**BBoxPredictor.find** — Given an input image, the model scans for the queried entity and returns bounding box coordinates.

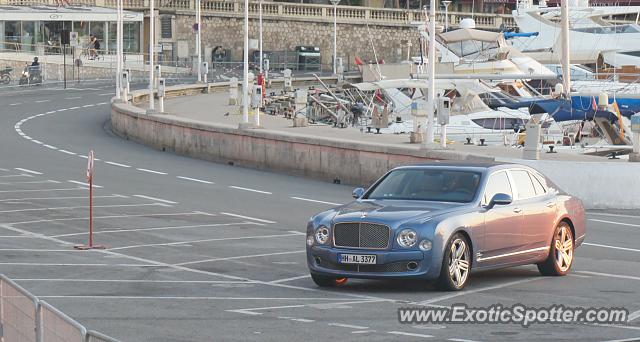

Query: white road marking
[175,250,305,266]
[590,219,640,228]
[177,176,213,184]
[600,337,640,342]
[0,174,32,178]
[50,222,249,238]
[78,155,88,159]
[0,203,167,214]
[220,212,276,224]
[628,310,640,322]
[59,150,77,155]
[111,233,301,251]
[0,180,57,185]
[14,279,256,284]
[388,331,434,338]
[105,161,131,168]
[576,271,640,281]
[0,195,122,203]
[290,318,315,323]
[583,242,640,253]
[0,188,84,194]
[227,300,385,316]
[328,323,369,330]
[43,144,58,150]
[68,106,80,110]
[34,99,50,103]
[98,93,114,96]
[133,195,177,204]
[9,212,204,225]
[32,140,43,144]
[448,339,482,342]
[37,296,351,301]
[352,330,376,334]
[15,167,42,175]
[68,180,103,188]
[229,186,272,194]
[269,275,311,284]
[0,249,90,252]
[0,263,156,267]
[9,103,22,106]
[416,278,541,306]
[82,104,95,108]
[136,168,167,175]
[64,96,82,100]
[290,196,341,206]
[588,212,640,219]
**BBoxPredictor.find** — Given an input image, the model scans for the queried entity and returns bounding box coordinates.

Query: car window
[511,170,537,200]
[365,169,481,203]
[530,172,546,195]
[483,171,512,205]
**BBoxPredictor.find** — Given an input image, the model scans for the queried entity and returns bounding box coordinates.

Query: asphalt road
[0,82,639,342]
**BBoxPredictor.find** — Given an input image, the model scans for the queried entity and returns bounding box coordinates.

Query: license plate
[338,253,376,264]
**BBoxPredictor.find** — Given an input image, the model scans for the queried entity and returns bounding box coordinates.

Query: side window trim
[482,170,513,206]
[509,168,545,201]
[505,170,519,200]
[530,171,548,195]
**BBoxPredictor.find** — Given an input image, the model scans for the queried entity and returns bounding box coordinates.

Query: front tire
[537,221,574,276]
[436,233,471,291]
[310,273,347,287]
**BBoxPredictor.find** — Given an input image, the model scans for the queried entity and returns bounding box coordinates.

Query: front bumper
[307,245,438,280]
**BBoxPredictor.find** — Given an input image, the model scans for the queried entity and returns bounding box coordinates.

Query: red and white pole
[75,150,106,250]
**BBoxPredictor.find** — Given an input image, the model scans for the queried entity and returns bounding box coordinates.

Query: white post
[424,0,436,145]
[440,125,446,148]
[259,0,263,74]
[443,1,451,31]
[149,0,155,111]
[331,0,340,75]
[115,0,122,99]
[561,0,571,97]
[197,0,202,82]
[242,0,249,123]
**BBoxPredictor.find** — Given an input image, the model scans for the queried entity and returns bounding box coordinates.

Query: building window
[161,16,172,39]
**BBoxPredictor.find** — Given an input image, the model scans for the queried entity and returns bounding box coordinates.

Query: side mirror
[487,193,512,209]
[352,187,365,199]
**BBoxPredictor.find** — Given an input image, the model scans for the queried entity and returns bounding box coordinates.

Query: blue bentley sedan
[306,162,586,291]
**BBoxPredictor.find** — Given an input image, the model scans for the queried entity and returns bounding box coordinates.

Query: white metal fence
[0,274,122,342]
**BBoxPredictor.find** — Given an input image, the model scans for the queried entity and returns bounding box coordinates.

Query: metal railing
[0,274,122,342]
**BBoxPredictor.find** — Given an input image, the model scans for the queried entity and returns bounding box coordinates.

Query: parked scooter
[0,66,11,85]
[19,64,42,86]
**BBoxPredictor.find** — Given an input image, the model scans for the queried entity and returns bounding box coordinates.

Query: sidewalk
[159,92,622,163]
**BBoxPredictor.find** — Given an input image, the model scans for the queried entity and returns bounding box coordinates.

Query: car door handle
[546,202,556,208]
[513,207,522,213]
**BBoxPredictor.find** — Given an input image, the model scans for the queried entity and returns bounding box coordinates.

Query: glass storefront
[1,20,141,54]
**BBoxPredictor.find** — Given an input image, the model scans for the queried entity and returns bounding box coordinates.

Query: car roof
[393,161,521,172]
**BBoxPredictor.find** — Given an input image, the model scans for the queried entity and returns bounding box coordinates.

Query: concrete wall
[502,159,640,210]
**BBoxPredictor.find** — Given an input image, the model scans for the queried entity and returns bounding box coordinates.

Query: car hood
[332,199,465,227]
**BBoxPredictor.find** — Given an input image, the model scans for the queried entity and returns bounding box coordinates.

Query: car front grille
[316,259,418,273]
[333,222,390,249]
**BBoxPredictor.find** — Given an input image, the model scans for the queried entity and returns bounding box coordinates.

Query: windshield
[365,169,482,203]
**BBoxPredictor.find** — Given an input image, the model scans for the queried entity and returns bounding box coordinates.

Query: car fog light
[419,239,432,251]
[314,226,330,245]
[306,234,315,246]
[397,229,417,248]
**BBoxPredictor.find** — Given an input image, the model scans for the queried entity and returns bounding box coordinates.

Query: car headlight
[397,229,418,248]
[419,239,432,251]
[314,226,330,245]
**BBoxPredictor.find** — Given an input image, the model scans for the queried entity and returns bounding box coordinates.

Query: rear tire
[436,233,471,291]
[537,221,574,276]
[310,273,347,287]
[0,75,10,84]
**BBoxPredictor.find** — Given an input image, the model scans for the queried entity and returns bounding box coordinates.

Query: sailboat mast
[561,0,571,97]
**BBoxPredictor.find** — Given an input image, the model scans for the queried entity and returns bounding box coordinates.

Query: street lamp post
[242,0,249,124]
[330,0,340,75]
[149,0,155,111]
[442,0,451,32]
[116,0,122,99]
[259,0,263,75]
[424,0,436,145]
[197,0,202,82]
